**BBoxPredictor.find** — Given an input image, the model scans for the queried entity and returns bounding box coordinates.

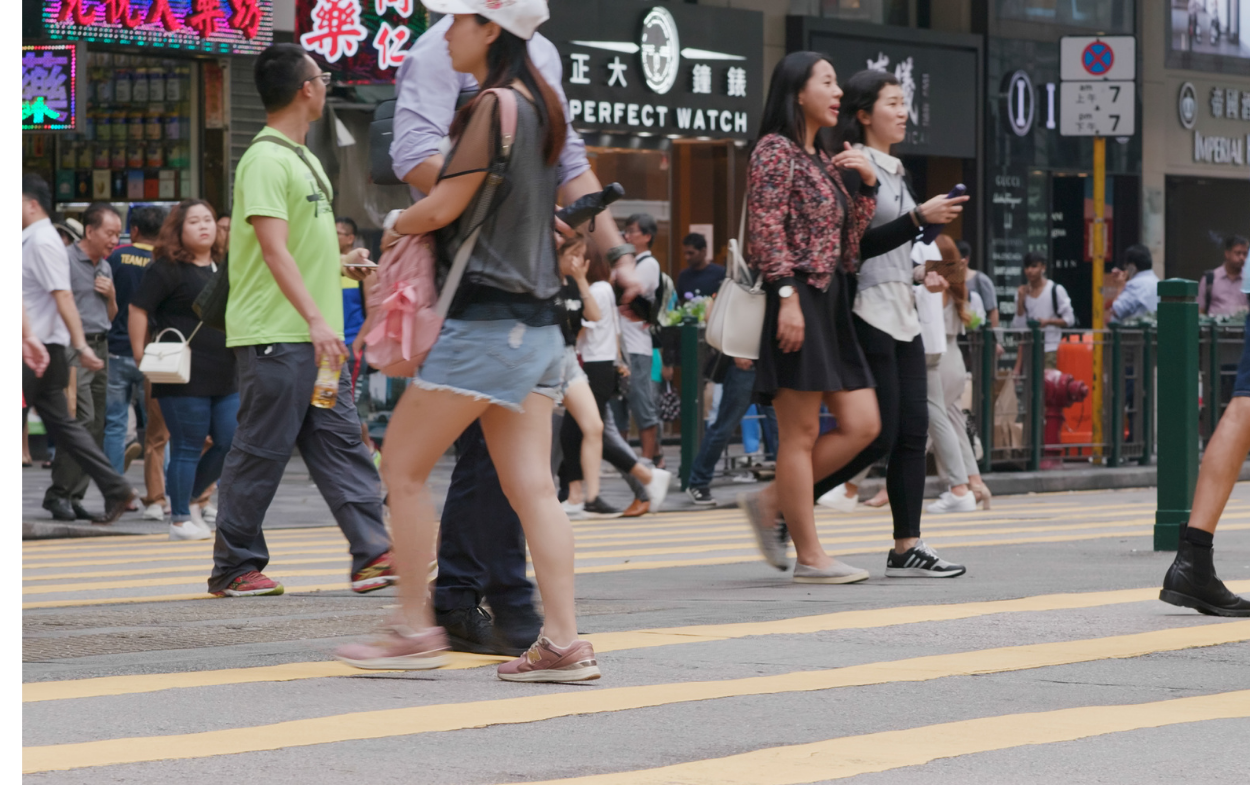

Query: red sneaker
[335,625,449,670]
[497,635,601,683]
[351,552,397,594]
[211,571,284,597]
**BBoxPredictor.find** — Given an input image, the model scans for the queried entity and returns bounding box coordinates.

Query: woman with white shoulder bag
[129,200,238,541]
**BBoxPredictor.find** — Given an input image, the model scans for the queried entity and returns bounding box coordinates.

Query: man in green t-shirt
[208,44,393,599]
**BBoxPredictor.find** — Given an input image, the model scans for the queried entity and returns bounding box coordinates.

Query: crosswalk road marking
[23,581,1250,703]
[21,622,1250,773]
[512,689,1250,785]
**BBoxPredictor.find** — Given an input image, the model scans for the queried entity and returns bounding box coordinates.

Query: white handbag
[705,195,766,360]
[139,325,201,384]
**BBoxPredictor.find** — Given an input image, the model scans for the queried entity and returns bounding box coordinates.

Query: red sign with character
[296,0,425,84]
[42,0,273,54]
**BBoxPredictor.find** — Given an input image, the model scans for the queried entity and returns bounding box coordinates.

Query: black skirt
[753,268,874,403]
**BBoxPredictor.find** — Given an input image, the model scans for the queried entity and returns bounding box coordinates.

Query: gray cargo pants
[208,343,390,593]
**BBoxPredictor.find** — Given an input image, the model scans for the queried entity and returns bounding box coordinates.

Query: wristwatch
[777,285,795,299]
[605,244,635,265]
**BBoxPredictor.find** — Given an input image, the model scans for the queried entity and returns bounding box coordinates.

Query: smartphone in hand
[920,184,967,244]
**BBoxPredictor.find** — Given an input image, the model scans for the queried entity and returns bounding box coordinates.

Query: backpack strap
[250,134,333,203]
[1051,279,1059,317]
[432,87,519,319]
[1204,269,1215,313]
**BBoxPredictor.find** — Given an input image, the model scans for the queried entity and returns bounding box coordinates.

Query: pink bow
[365,283,418,360]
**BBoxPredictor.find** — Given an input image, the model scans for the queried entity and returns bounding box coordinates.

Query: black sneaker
[493,604,544,657]
[687,487,715,506]
[582,496,622,518]
[885,540,966,578]
[434,606,498,655]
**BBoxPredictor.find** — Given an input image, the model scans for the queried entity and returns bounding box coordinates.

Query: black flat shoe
[1160,538,1250,617]
[42,497,76,522]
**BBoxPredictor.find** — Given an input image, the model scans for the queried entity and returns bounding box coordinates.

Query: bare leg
[810,388,882,482]
[567,480,584,506]
[564,381,603,502]
[770,389,829,568]
[381,386,489,632]
[1189,397,1250,535]
[480,394,579,646]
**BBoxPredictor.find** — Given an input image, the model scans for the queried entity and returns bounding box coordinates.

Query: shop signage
[800,22,981,159]
[1058,35,1136,137]
[40,0,274,55]
[22,43,82,132]
[296,0,425,85]
[1178,80,1250,167]
[545,0,763,141]
[1005,70,1035,137]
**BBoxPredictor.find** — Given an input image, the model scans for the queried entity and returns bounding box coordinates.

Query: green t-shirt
[226,127,342,347]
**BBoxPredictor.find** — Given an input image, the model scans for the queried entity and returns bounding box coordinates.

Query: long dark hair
[837,69,901,147]
[154,199,224,265]
[757,51,837,154]
[450,16,567,166]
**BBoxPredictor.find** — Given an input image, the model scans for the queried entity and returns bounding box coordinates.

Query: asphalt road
[22,484,1250,783]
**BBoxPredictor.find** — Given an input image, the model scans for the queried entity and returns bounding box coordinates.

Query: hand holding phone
[920,184,969,243]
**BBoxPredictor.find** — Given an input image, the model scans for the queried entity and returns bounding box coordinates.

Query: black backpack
[1050,281,1078,328]
[369,89,480,187]
[1203,269,1216,313]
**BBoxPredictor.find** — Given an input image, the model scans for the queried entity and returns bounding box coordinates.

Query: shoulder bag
[363,87,518,378]
[705,193,766,360]
[139,324,202,384]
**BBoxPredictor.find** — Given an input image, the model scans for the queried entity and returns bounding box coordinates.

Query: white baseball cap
[423,0,549,41]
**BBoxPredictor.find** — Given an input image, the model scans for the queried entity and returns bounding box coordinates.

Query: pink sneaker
[497,635,601,683]
[334,626,450,670]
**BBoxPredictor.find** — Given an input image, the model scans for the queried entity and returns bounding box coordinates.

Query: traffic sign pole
[1092,135,1106,463]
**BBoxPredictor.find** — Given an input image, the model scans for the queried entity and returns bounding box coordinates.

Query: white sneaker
[561,500,585,515]
[927,490,977,514]
[189,505,211,532]
[817,484,859,513]
[646,468,672,513]
[143,503,166,521]
[169,521,211,541]
[202,503,217,523]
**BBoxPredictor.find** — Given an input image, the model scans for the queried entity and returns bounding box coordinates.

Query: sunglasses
[304,72,332,86]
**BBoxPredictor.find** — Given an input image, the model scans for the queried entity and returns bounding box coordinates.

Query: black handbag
[192,257,229,332]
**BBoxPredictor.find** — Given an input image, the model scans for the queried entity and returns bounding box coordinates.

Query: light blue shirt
[390,15,589,194]
[1110,269,1160,322]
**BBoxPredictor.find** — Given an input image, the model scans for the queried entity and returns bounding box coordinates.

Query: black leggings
[813,317,928,539]
[559,360,638,486]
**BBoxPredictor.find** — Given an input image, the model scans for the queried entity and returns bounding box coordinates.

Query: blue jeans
[688,364,758,490]
[158,394,239,522]
[104,355,146,472]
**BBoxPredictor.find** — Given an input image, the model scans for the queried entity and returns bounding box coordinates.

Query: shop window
[996,0,1134,32]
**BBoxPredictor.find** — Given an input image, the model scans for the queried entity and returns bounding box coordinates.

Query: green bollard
[1207,323,1221,435]
[679,320,700,490]
[1155,279,1200,552]
[1109,322,1123,468]
[1139,324,1154,466]
[980,325,995,475]
[1029,320,1043,472]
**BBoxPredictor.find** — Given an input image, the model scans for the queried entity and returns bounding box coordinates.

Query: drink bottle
[311,357,339,409]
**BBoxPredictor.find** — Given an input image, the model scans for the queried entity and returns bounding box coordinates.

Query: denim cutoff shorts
[559,345,588,395]
[416,318,565,411]
[1235,314,1250,399]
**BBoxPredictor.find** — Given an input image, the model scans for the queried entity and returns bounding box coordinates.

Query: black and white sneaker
[687,487,716,506]
[885,540,966,578]
[582,497,622,519]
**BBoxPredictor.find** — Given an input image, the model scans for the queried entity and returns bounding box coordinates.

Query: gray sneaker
[793,560,870,584]
[739,491,789,571]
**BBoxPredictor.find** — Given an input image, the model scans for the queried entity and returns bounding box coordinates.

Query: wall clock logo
[1178,82,1196,130]
[640,6,680,95]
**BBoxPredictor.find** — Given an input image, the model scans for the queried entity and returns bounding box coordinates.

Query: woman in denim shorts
[335,8,599,683]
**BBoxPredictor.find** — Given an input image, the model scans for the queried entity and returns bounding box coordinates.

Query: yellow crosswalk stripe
[21,623,1250,773]
[514,689,1250,785]
[23,582,1250,702]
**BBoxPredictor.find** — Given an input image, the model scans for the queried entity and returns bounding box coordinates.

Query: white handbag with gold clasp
[139,324,201,384]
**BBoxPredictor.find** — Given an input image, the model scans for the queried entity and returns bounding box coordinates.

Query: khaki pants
[142,382,168,506]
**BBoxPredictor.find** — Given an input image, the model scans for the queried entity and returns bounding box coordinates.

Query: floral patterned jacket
[746,133,876,291]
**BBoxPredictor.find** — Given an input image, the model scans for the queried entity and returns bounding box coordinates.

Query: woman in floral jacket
[737,51,882,586]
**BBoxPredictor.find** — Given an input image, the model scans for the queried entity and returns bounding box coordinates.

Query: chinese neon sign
[41,1,274,56]
[23,44,80,132]
[296,0,425,85]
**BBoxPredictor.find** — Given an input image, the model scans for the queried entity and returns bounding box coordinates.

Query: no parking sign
[1059,36,1136,137]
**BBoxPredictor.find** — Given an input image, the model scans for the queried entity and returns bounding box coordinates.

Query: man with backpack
[1012,251,1076,369]
[1198,234,1248,316]
[385,12,642,656]
[207,44,392,598]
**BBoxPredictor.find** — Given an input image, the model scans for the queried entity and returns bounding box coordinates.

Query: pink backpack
[363,88,518,377]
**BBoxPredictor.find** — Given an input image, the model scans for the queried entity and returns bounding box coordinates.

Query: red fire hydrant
[1042,368,1089,469]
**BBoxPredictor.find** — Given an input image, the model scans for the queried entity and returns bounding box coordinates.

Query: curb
[23,521,141,540]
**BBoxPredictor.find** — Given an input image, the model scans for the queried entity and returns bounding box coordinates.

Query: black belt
[83,333,107,341]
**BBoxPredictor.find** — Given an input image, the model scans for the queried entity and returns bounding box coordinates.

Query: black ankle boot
[1160,539,1250,617]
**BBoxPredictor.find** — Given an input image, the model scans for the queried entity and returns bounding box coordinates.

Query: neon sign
[23,44,80,132]
[41,1,274,56]
[296,0,425,85]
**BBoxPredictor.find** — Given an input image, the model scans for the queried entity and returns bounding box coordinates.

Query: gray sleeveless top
[855,152,916,291]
